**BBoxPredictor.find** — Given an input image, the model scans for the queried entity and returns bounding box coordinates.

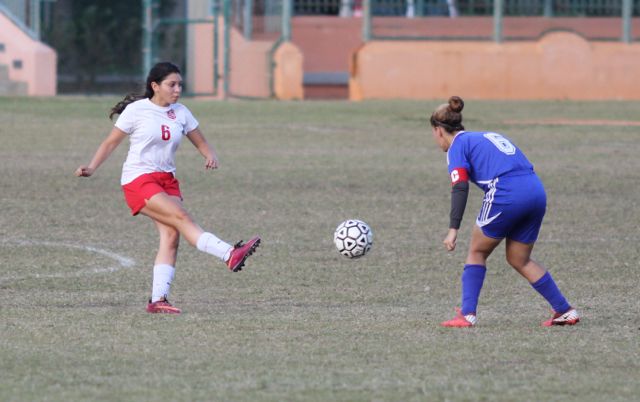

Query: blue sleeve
[447,138,470,174]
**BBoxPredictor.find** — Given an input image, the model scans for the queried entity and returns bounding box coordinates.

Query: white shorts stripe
[478,178,498,226]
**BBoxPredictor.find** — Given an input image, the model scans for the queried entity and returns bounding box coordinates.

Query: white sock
[151,264,175,302]
[196,232,233,261]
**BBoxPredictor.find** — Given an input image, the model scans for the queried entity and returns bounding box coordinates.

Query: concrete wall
[186,19,218,96]
[186,1,217,96]
[0,11,56,96]
[273,41,304,100]
[228,28,273,98]
[350,31,640,100]
[186,12,303,99]
[292,17,362,75]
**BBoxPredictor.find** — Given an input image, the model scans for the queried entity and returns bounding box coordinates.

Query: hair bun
[448,96,464,113]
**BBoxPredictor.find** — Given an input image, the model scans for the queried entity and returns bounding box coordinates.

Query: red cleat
[542,308,580,327]
[226,236,261,272]
[441,307,477,327]
[146,298,181,314]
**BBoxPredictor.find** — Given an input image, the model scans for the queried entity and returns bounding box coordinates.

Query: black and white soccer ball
[334,219,373,259]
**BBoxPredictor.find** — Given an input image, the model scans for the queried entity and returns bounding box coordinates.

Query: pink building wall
[350,31,640,100]
[0,11,56,96]
[228,28,273,98]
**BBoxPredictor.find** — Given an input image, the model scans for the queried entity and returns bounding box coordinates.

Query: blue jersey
[446,131,545,243]
[447,131,534,192]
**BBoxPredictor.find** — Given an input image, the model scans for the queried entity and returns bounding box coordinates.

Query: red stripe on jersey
[450,168,469,185]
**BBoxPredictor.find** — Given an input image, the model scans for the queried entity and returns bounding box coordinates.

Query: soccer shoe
[226,236,261,272]
[440,307,477,327]
[146,297,181,314]
[542,308,580,327]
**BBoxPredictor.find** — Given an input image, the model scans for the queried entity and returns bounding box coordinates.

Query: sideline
[0,239,136,284]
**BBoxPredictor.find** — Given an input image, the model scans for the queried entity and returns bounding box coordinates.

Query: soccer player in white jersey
[430,96,579,328]
[75,62,260,314]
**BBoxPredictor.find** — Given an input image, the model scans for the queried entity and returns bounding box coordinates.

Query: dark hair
[430,95,465,133]
[109,62,181,120]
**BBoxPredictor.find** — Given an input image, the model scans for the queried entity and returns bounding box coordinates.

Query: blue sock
[460,264,486,315]
[531,271,571,314]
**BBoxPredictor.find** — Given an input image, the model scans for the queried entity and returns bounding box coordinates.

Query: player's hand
[75,166,94,177]
[204,156,219,170]
[443,228,458,251]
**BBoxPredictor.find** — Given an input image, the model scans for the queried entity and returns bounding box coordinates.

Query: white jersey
[115,98,199,185]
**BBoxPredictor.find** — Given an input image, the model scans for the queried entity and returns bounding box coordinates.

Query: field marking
[504,119,640,127]
[0,239,135,284]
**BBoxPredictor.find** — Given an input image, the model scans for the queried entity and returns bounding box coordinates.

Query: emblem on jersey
[167,109,176,120]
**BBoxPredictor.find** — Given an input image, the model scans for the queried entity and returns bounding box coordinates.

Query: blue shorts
[476,173,546,244]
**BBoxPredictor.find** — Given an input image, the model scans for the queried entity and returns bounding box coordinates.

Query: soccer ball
[334,219,373,259]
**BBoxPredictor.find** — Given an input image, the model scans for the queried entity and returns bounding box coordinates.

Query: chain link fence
[293,0,640,17]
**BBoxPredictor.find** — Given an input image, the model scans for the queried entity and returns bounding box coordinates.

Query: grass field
[1,97,639,401]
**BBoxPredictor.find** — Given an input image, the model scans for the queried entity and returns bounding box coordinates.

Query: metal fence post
[142,0,153,79]
[622,0,632,43]
[223,0,231,98]
[543,0,553,17]
[493,0,503,43]
[29,0,40,39]
[243,0,253,39]
[416,0,424,17]
[213,0,220,95]
[282,0,292,41]
[362,0,371,42]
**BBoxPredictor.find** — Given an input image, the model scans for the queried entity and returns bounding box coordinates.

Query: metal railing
[294,0,640,16]
[360,0,638,42]
[248,0,638,42]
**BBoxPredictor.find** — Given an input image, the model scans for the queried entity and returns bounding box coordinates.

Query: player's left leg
[506,239,579,326]
[441,226,501,327]
[505,239,545,282]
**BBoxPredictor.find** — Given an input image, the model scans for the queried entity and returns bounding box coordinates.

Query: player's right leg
[141,192,259,272]
[141,192,203,246]
[506,239,579,327]
[441,226,501,327]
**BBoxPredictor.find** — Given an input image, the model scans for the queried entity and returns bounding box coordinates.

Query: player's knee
[466,251,488,265]
[158,226,180,249]
[172,207,192,224]
[506,254,527,269]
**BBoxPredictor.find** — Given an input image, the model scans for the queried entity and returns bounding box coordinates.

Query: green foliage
[43,0,142,89]
[41,0,179,93]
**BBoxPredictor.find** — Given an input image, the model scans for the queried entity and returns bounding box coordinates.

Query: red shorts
[122,172,182,215]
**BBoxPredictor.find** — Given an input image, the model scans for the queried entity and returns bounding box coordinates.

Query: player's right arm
[75,127,127,177]
[444,167,470,251]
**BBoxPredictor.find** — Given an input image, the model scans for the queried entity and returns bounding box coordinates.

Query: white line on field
[0,239,135,284]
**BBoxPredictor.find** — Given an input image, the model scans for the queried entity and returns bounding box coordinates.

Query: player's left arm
[186,128,219,170]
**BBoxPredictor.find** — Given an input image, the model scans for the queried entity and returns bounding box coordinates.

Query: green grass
[0,97,638,401]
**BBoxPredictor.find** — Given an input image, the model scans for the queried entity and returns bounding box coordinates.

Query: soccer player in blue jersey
[430,96,580,327]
